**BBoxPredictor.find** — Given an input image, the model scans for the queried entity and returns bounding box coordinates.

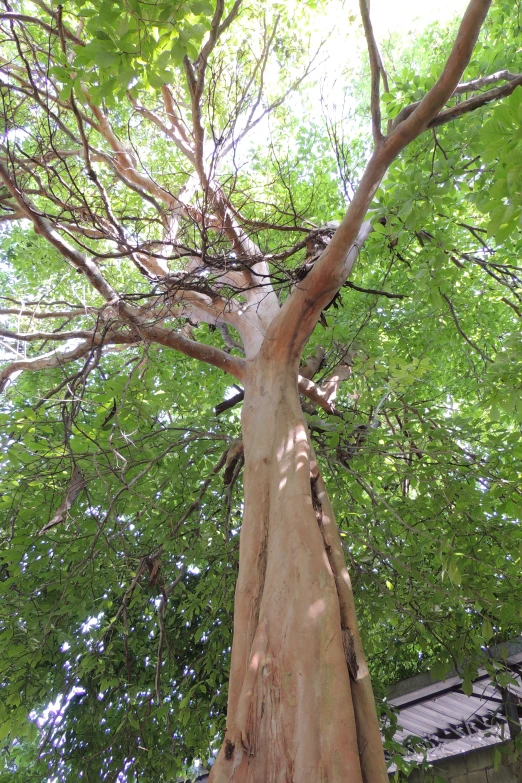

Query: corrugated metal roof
[183,640,522,778]
[388,637,522,763]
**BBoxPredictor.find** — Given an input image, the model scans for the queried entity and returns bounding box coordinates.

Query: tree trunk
[209,349,388,782]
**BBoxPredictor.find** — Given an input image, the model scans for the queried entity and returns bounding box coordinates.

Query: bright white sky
[371,0,469,35]
[309,0,471,78]
[235,0,472,167]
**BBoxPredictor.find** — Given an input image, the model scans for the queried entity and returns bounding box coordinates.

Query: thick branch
[320,358,354,406]
[123,318,246,382]
[214,370,340,416]
[194,0,225,101]
[300,347,325,380]
[183,0,230,180]
[455,69,520,92]
[297,375,340,416]
[201,189,281,329]
[0,327,100,342]
[215,388,244,415]
[83,98,176,211]
[391,0,491,137]
[161,86,192,145]
[266,0,492,362]
[0,308,94,319]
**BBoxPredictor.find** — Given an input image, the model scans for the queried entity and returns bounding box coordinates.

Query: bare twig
[441,292,493,363]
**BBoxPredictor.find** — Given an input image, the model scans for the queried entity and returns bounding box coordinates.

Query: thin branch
[0,163,246,381]
[441,292,493,363]
[130,98,195,162]
[0,160,117,302]
[393,70,522,127]
[38,466,87,536]
[0,12,84,46]
[0,327,102,342]
[344,281,407,299]
[218,323,243,353]
[428,74,522,129]
[358,0,384,146]
[502,297,522,317]
[220,48,320,158]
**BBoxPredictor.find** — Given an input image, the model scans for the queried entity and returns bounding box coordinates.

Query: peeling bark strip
[39,465,86,536]
[311,464,386,783]
[311,470,359,683]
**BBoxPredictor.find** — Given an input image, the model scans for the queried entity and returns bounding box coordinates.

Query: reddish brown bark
[209,347,387,782]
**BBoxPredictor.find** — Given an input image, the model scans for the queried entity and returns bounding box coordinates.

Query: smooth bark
[209,347,387,782]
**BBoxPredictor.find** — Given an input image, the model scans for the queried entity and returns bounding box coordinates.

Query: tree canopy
[0,0,521,780]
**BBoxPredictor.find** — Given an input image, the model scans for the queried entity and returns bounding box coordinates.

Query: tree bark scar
[310,473,324,527]
[224,739,235,760]
[310,470,358,680]
[342,627,359,681]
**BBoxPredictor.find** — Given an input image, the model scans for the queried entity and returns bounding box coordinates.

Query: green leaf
[448,559,462,587]
[482,619,494,641]
[461,677,473,696]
